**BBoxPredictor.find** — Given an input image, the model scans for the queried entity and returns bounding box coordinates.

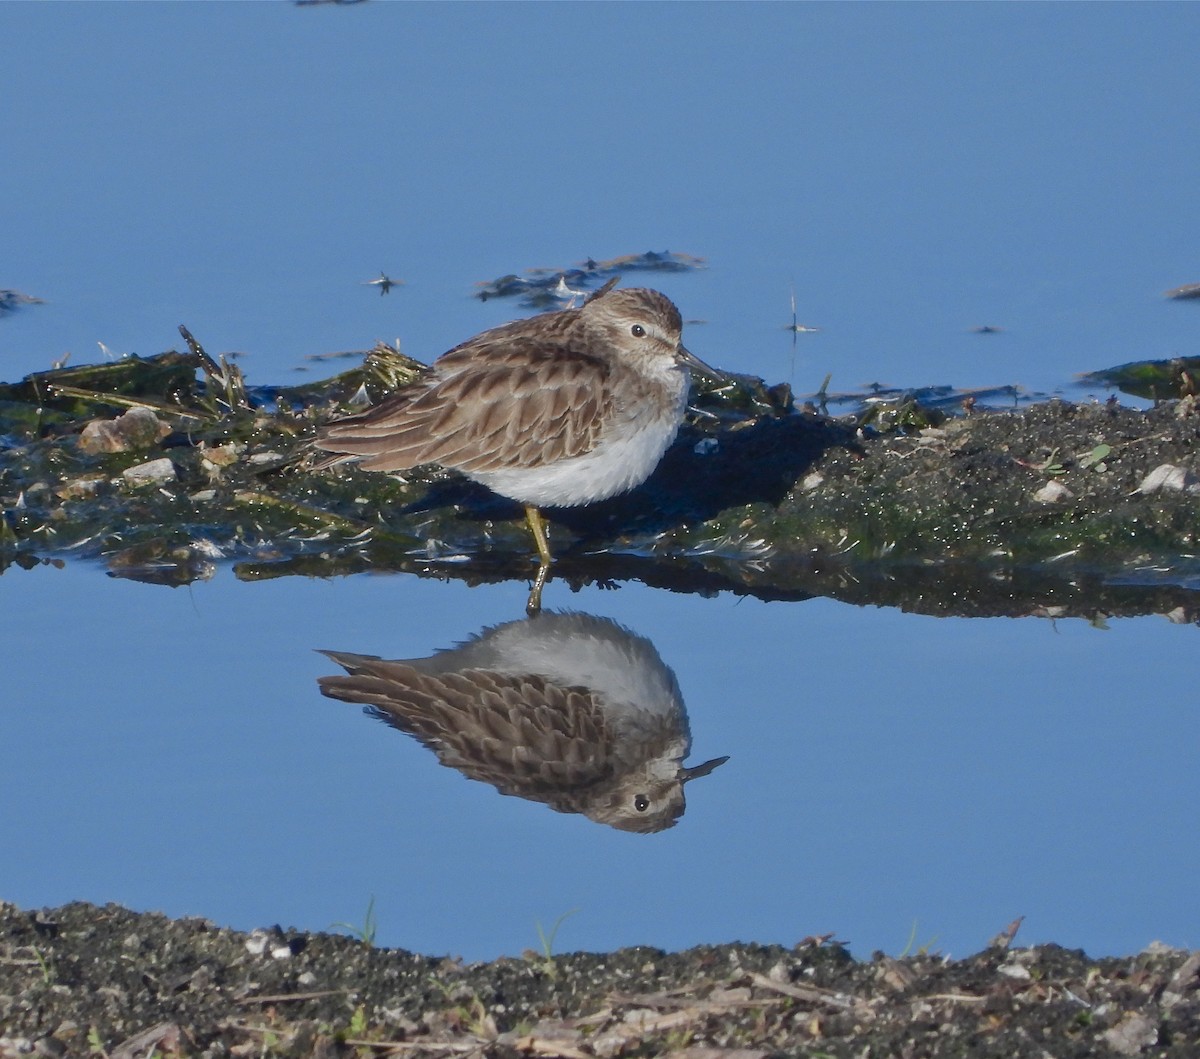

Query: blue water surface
[2,3,1199,396]
[2,2,1198,961]
[2,563,1196,961]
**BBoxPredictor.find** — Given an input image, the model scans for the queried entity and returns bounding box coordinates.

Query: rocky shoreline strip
[2,900,1197,1058]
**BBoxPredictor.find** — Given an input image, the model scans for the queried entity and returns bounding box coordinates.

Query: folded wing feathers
[315,344,612,473]
[317,656,617,799]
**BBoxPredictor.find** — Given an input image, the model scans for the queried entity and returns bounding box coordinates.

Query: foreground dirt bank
[2,900,1197,1058]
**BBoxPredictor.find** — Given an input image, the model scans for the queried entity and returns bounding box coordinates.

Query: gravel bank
[2,900,1197,1058]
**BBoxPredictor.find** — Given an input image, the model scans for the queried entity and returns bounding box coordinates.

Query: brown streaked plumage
[317,611,728,833]
[315,280,710,613]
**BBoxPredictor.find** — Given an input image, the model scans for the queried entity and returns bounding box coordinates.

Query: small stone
[244,931,269,956]
[997,962,1031,980]
[1137,464,1200,494]
[79,407,171,454]
[1101,1012,1157,1055]
[122,458,176,485]
[55,475,105,500]
[1033,479,1073,503]
[201,442,242,469]
[1162,951,1200,1011]
[1141,940,1186,955]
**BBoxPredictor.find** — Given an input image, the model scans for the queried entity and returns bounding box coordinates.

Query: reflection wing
[318,652,618,805]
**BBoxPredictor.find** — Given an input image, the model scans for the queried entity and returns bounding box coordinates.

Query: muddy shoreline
[2,899,1198,1058]
[2,345,1199,619]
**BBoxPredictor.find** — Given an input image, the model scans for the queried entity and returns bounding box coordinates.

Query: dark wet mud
[2,336,1199,624]
[2,900,1198,1058]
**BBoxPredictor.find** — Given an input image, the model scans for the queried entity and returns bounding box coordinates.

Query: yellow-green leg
[524,505,553,565]
[524,504,552,616]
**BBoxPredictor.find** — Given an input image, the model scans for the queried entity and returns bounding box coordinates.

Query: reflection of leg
[524,505,553,565]
[524,506,552,615]
[526,559,550,617]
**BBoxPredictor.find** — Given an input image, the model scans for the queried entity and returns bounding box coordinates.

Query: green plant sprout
[331,895,378,947]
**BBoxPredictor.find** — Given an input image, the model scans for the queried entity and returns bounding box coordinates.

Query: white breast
[468,368,689,508]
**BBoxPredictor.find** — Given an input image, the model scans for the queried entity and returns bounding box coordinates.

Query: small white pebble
[122,458,176,485]
[1137,463,1200,495]
[997,962,1031,980]
[767,959,790,983]
[1033,479,1073,503]
[244,931,269,956]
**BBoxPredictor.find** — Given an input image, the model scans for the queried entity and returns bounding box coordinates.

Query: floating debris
[0,289,45,318]
[784,286,822,334]
[362,271,402,295]
[584,250,706,275]
[304,349,370,362]
[474,251,705,310]
[970,324,1004,334]
[814,382,1031,419]
[1164,281,1200,300]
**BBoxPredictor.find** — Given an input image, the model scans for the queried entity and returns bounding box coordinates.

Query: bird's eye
[631,324,647,338]
[634,795,650,812]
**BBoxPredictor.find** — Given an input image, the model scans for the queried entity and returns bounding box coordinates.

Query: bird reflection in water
[317,611,728,832]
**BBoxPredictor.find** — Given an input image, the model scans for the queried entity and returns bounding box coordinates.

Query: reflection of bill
[318,612,727,833]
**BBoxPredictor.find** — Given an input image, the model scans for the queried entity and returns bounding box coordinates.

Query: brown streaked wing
[316,341,613,473]
[317,654,619,802]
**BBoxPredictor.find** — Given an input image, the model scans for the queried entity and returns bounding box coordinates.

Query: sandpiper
[318,611,728,832]
[315,279,711,613]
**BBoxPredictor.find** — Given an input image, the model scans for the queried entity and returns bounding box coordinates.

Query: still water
[2,560,1195,961]
[5,1,1198,966]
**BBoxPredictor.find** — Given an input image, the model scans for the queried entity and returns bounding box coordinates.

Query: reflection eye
[631,324,647,338]
[634,795,650,812]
